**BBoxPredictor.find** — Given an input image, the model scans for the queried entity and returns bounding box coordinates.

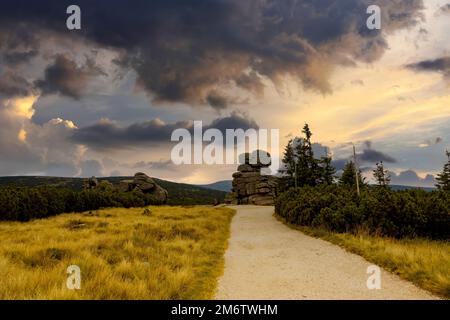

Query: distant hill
[198,180,232,192]
[0,176,227,205]
[197,180,436,193]
[389,184,436,192]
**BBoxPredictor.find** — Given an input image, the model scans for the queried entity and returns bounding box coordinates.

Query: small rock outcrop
[86,172,168,204]
[83,176,99,190]
[225,151,279,206]
[119,172,169,203]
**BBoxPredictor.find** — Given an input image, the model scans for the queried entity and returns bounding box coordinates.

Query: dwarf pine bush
[275,185,450,239]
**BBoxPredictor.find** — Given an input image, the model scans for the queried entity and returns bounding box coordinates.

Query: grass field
[277,217,450,299]
[0,206,235,299]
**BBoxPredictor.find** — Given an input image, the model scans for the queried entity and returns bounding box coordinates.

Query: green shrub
[0,186,164,222]
[275,185,450,239]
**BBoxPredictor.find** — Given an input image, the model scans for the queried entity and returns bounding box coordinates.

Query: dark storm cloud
[71,118,192,149]
[71,112,259,150]
[0,0,424,108]
[206,92,229,111]
[0,24,40,61]
[0,72,33,97]
[3,49,38,66]
[359,149,397,163]
[34,54,106,99]
[406,56,450,77]
[357,141,397,163]
[206,112,259,133]
[235,71,265,96]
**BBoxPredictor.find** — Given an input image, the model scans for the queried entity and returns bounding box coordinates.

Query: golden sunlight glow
[18,129,27,142]
[272,65,450,146]
[6,95,39,119]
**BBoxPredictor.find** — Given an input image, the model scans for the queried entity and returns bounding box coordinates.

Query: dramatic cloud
[0,24,40,68]
[206,112,259,133]
[0,0,425,108]
[359,149,397,163]
[332,141,397,166]
[357,141,397,163]
[1,0,447,183]
[2,49,38,66]
[390,170,435,187]
[0,96,84,176]
[406,56,450,78]
[0,72,33,97]
[71,112,259,150]
[71,118,192,150]
[34,54,106,99]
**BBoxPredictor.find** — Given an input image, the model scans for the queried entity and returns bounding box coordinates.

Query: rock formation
[118,172,169,203]
[86,172,169,204]
[225,151,279,206]
[83,176,99,190]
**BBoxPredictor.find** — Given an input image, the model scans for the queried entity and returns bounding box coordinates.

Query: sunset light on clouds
[0,0,449,186]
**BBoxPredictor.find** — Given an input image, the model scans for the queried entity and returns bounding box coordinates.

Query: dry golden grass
[282,222,450,299]
[0,206,235,300]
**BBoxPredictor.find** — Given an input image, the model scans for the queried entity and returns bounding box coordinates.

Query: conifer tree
[373,161,390,187]
[318,153,336,185]
[282,139,295,178]
[281,124,335,187]
[436,150,450,191]
[294,124,321,186]
[339,161,365,187]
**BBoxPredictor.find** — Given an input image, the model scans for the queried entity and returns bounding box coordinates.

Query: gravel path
[215,205,438,300]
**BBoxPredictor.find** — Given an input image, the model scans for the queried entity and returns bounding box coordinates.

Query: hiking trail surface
[215,205,438,300]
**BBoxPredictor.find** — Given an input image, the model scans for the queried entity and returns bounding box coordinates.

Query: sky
[0,0,449,186]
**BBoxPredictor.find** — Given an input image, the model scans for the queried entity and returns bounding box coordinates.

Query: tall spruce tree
[339,161,365,187]
[318,153,336,185]
[282,139,296,178]
[317,147,336,185]
[373,161,390,187]
[294,124,321,186]
[436,150,450,191]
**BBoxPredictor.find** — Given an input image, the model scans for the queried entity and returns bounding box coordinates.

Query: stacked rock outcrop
[85,172,168,204]
[117,172,168,203]
[225,151,279,206]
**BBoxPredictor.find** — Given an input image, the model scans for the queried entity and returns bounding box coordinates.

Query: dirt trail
[215,205,438,300]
